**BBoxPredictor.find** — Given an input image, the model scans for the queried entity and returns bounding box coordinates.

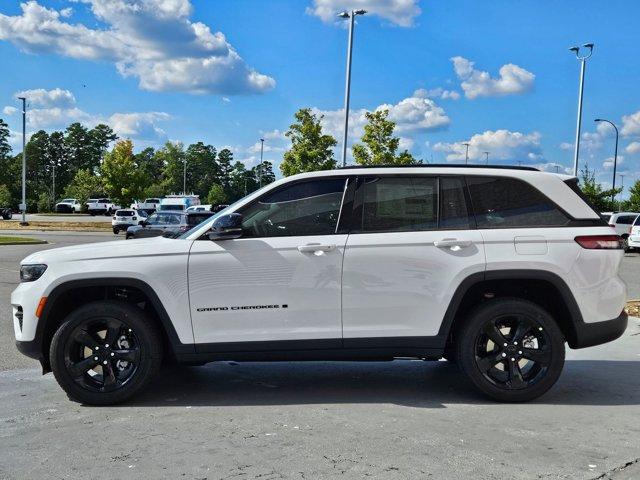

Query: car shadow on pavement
[120,359,640,408]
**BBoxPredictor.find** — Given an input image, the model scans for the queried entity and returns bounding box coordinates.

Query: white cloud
[307,0,421,27]
[0,0,275,95]
[379,95,450,132]
[559,142,573,150]
[451,56,535,99]
[433,129,543,162]
[3,87,170,142]
[533,163,572,174]
[603,155,623,170]
[413,87,460,101]
[626,142,640,155]
[2,106,17,116]
[621,110,640,137]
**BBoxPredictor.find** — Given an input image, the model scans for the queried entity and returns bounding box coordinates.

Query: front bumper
[628,236,640,248]
[572,311,628,348]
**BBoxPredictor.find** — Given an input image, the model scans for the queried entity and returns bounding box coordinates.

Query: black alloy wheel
[457,298,565,402]
[50,301,162,405]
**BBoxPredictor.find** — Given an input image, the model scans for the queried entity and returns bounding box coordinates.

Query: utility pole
[463,143,470,164]
[18,97,28,225]
[595,118,619,205]
[483,151,489,164]
[259,138,264,188]
[569,43,594,176]
[52,163,55,209]
[183,157,186,194]
[338,9,366,167]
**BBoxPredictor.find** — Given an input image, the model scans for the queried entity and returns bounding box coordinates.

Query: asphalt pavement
[0,231,639,479]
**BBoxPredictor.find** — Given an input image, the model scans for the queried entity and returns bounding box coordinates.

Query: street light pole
[338,9,366,168]
[259,138,265,188]
[483,151,489,164]
[18,96,27,225]
[462,143,470,164]
[569,43,594,176]
[183,157,186,194]
[595,118,619,205]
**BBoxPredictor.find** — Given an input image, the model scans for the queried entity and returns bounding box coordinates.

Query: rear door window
[467,176,569,228]
[440,177,472,229]
[359,177,438,232]
[616,215,636,225]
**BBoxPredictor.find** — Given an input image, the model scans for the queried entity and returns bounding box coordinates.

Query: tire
[456,298,565,402]
[622,235,630,253]
[50,300,162,405]
[112,227,119,235]
[125,233,132,240]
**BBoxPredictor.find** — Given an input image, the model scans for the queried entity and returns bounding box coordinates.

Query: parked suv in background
[601,212,639,250]
[125,211,214,239]
[112,209,148,234]
[627,215,640,251]
[12,166,627,405]
[54,198,82,213]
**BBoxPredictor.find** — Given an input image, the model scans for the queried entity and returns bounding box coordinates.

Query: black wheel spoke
[507,360,526,388]
[102,362,118,391]
[103,320,121,347]
[477,352,504,373]
[112,349,138,363]
[483,323,507,347]
[68,356,100,378]
[511,317,532,344]
[74,330,101,350]
[521,347,551,366]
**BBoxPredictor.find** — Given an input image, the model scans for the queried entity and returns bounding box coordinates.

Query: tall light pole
[259,138,265,188]
[17,97,27,225]
[618,174,625,209]
[595,118,619,204]
[462,142,470,164]
[483,151,489,164]
[183,157,186,194]
[338,9,366,167]
[569,43,594,176]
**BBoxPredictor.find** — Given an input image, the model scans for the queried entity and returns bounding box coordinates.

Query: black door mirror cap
[208,213,244,241]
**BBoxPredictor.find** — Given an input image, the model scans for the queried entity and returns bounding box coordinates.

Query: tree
[625,180,640,212]
[64,123,92,173]
[185,142,218,198]
[280,108,337,176]
[352,109,418,166]
[134,147,162,180]
[156,141,186,194]
[217,148,234,191]
[25,130,51,211]
[100,140,146,207]
[253,161,275,187]
[0,184,10,206]
[0,119,11,160]
[88,124,117,167]
[206,183,227,205]
[228,161,253,201]
[579,165,620,212]
[63,169,104,206]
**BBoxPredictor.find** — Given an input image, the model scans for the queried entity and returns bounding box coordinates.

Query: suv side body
[12,167,628,404]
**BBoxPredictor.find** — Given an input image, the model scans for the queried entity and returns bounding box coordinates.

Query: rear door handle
[434,239,473,249]
[297,243,336,254]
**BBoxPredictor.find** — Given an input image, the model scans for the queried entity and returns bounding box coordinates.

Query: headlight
[20,264,47,282]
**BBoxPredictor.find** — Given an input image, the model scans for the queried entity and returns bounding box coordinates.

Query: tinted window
[601,215,611,223]
[440,177,471,229]
[616,215,637,225]
[360,177,438,232]
[115,210,134,216]
[242,178,346,237]
[467,176,568,228]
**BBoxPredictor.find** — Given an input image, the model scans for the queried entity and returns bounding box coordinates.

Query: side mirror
[208,213,243,241]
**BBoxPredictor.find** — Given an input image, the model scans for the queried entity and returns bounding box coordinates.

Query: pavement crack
[591,457,640,479]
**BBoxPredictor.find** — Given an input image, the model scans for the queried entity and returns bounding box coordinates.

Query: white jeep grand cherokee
[12,166,627,405]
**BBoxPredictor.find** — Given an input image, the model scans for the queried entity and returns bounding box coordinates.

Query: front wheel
[456,298,565,402]
[50,300,162,405]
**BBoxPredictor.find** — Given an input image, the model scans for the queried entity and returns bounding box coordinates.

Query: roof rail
[337,164,540,172]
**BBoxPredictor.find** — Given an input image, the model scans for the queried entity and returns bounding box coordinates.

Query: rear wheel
[456,298,565,402]
[112,227,119,235]
[50,300,162,405]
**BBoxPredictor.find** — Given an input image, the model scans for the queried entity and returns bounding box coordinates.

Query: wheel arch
[439,270,584,349]
[36,278,193,372]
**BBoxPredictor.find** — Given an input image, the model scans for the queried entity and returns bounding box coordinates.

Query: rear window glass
[467,176,568,228]
[601,215,611,223]
[115,210,134,216]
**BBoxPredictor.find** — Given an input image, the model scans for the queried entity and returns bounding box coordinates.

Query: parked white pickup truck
[87,198,121,216]
[130,198,162,214]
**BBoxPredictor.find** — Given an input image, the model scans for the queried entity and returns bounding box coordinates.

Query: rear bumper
[572,311,628,348]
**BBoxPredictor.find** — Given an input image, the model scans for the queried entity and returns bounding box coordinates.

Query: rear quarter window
[467,176,569,228]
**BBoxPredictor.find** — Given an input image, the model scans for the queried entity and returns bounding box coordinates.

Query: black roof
[338,164,539,172]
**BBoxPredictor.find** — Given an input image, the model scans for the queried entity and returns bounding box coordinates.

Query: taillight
[575,235,622,249]
[112,216,116,220]
[629,226,633,235]
[132,216,137,220]
[608,224,616,229]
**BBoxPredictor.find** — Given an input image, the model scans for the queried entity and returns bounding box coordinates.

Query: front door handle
[434,238,473,250]
[297,243,336,254]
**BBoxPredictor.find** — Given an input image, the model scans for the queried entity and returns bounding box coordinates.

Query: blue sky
[1,0,639,189]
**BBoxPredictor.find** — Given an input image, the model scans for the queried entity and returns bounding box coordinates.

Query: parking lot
[1,231,639,479]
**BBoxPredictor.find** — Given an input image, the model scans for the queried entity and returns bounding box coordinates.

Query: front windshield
[61,198,75,203]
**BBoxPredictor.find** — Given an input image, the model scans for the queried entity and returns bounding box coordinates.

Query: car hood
[21,236,191,265]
